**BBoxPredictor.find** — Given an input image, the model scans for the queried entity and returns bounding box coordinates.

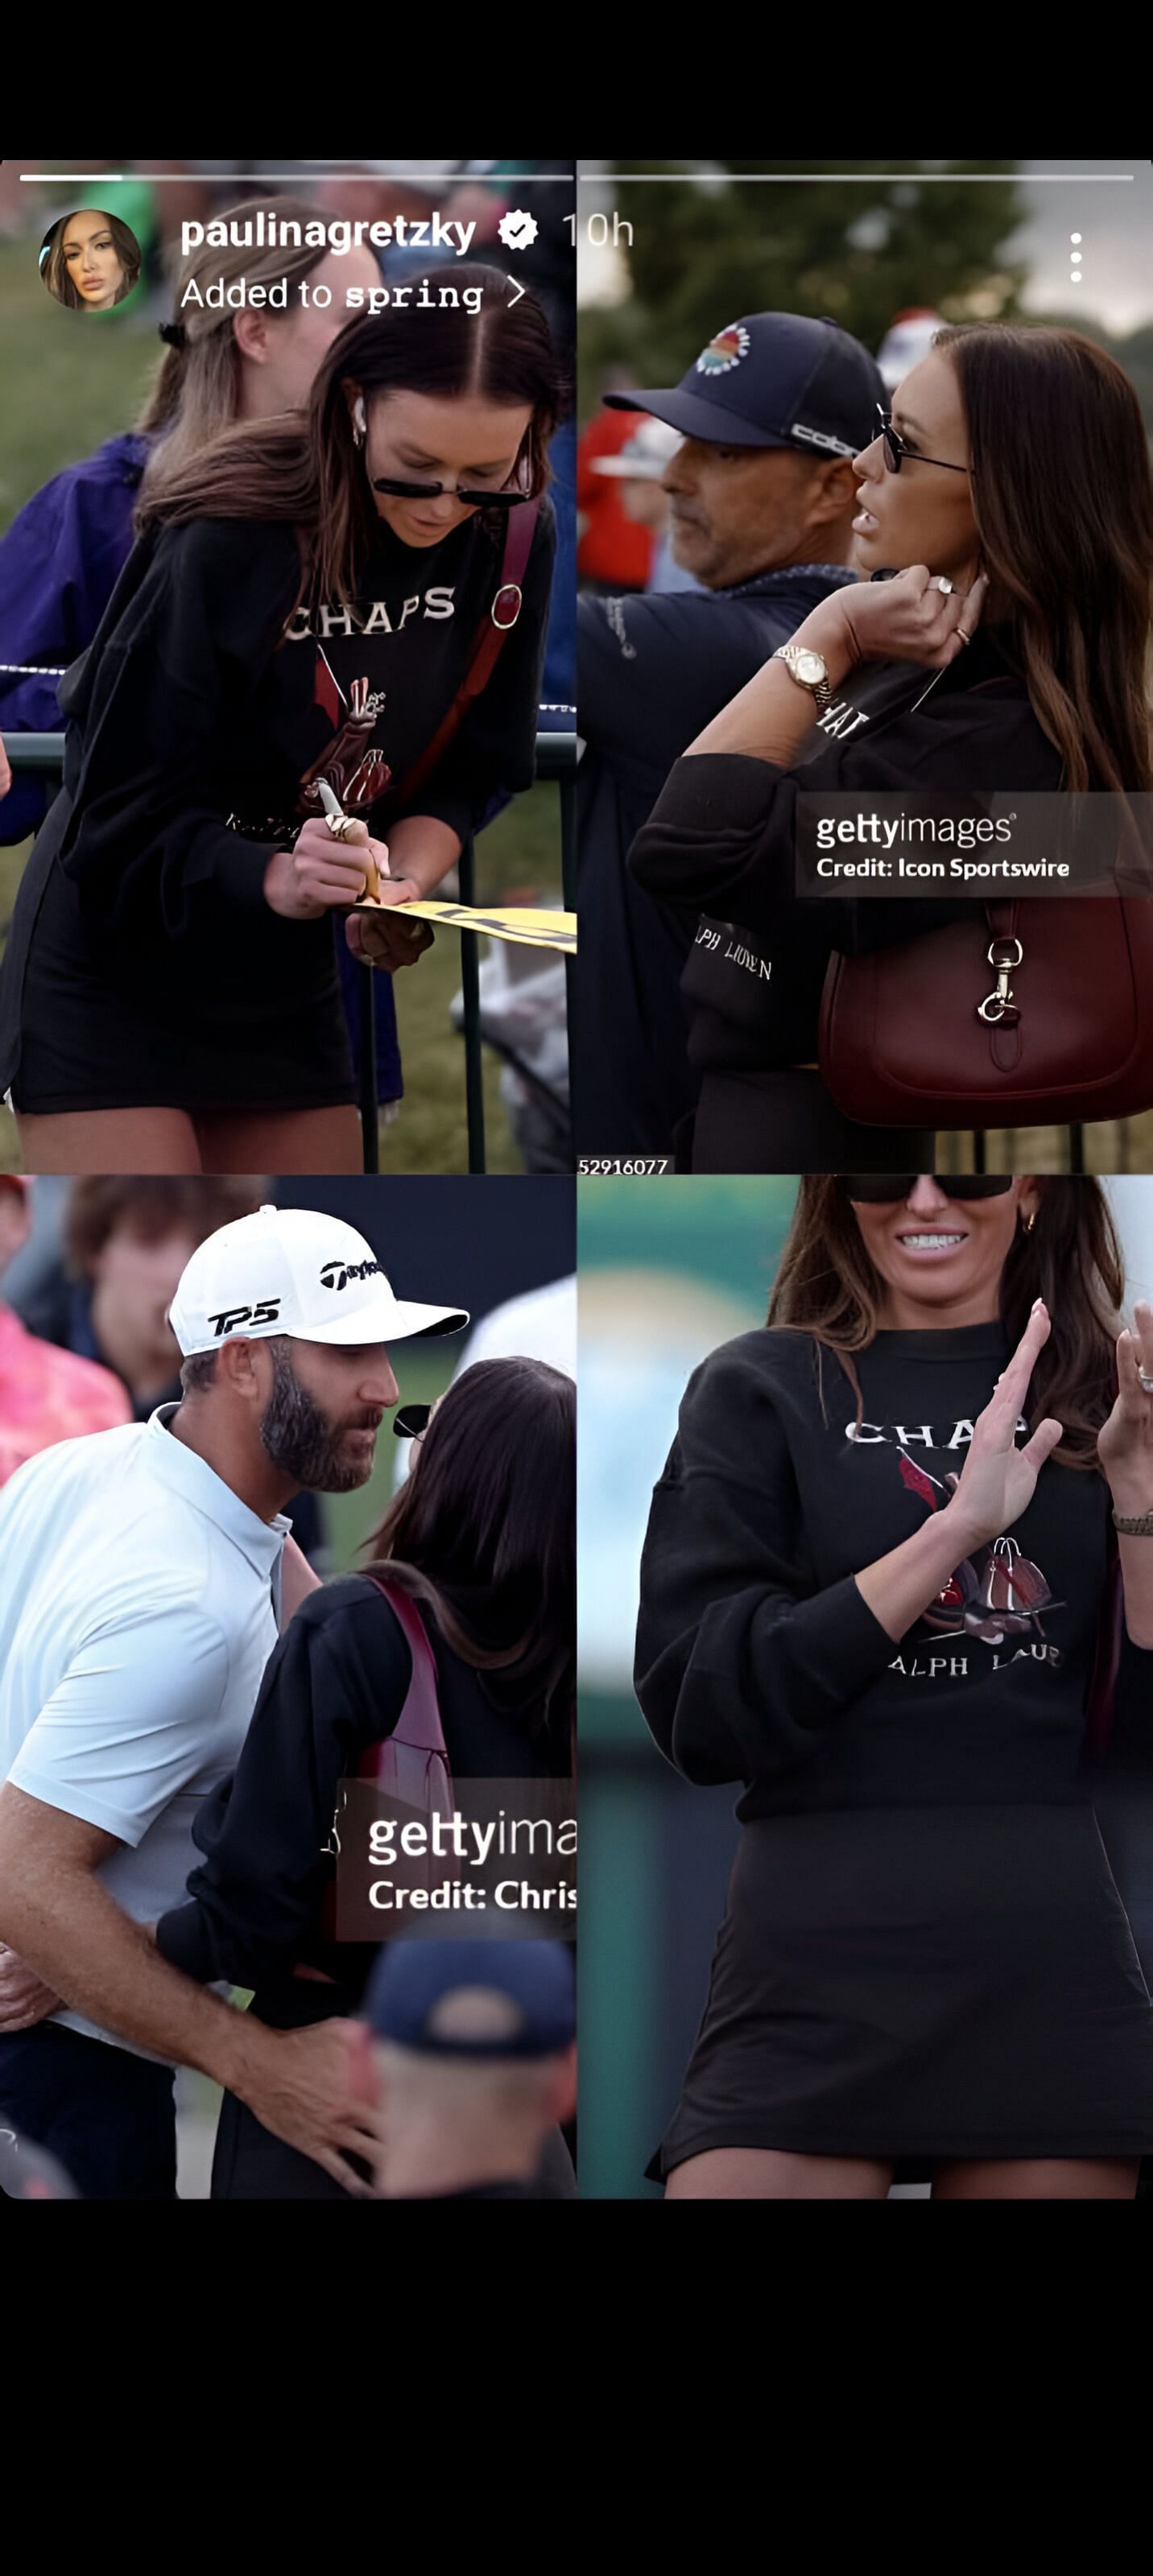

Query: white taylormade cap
[168,1204,469,1357]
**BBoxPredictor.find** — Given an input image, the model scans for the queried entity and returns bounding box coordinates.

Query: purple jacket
[0,432,147,843]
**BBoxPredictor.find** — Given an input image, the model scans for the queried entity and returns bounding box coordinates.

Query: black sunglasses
[371,476,531,510]
[839,1174,1015,1203]
[875,404,968,477]
[392,1403,431,1439]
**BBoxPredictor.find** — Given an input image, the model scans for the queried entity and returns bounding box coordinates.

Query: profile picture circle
[39,208,142,312]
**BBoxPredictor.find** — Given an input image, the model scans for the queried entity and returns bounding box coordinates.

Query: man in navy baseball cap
[601,308,883,601]
[361,1938,577,2198]
[576,310,886,1158]
[605,311,884,461]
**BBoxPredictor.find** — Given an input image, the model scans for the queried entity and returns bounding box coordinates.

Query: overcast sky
[1014,158,1151,332]
[578,159,1153,336]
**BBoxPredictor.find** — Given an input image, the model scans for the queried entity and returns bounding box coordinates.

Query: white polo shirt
[0,1406,289,2054]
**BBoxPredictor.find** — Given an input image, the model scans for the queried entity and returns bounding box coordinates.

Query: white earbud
[353,396,366,445]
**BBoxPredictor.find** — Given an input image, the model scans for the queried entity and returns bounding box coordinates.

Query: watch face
[793,650,826,683]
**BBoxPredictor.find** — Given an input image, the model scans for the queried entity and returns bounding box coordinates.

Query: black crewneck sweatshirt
[0,502,553,1046]
[635,1323,1121,1819]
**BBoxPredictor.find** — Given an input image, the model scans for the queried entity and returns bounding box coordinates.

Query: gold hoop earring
[1020,1210,1036,1234]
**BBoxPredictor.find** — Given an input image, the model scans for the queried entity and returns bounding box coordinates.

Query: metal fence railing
[2,724,576,1174]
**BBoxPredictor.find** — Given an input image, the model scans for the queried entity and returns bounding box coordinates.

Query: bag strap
[312,1578,450,1953]
[355,1575,448,1773]
[386,499,540,815]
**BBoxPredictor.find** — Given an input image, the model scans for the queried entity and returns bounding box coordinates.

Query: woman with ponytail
[635,1174,1153,2197]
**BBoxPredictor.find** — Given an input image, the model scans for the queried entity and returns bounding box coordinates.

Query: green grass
[0,233,562,1173]
[0,237,157,524]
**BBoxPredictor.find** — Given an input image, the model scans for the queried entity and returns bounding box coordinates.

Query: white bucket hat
[168,1204,469,1357]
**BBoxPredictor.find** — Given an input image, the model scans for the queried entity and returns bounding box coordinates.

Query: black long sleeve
[56,518,302,943]
[155,1575,567,1988]
[634,1340,896,1788]
[636,1323,1116,1819]
[155,1579,411,1990]
[628,659,1064,955]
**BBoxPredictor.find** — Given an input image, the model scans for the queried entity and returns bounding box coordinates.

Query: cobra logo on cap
[696,323,750,376]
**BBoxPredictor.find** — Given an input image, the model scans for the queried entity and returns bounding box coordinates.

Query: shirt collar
[724,562,858,601]
[145,1405,290,1573]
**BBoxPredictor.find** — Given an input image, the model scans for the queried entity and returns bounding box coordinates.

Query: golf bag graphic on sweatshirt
[896,1448,1064,1648]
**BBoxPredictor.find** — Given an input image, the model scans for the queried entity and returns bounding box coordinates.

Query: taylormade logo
[320,1257,382,1294]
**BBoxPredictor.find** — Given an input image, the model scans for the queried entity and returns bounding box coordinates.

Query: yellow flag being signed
[354,897,576,956]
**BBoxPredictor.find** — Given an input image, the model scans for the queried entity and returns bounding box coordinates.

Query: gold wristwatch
[773,642,833,713]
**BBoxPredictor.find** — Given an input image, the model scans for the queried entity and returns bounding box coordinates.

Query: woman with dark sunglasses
[628,327,1153,1170]
[636,1174,1153,2197]
[0,269,564,1175]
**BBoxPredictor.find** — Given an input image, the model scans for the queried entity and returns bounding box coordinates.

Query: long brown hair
[137,196,339,506]
[364,1357,575,1733]
[44,208,140,310]
[136,266,567,613]
[935,324,1153,792]
[768,1177,1122,1469]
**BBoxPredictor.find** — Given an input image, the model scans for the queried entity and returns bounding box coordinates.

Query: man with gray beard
[0,1203,467,2198]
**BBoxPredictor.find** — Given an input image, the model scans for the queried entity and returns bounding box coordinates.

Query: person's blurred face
[850,351,980,581]
[258,1338,399,1492]
[0,1183,31,1284]
[60,212,124,308]
[238,247,382,415]
[660,437,856,587]
[354,388,534,548]
[845,1174,1037,1329]
[619,475,668,530]
[89,1221,203,1399]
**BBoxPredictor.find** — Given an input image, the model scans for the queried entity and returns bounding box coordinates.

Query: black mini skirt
[1,832,355,1116]
[652,1803,1153,2178]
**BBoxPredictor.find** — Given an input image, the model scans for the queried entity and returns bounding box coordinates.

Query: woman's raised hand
[263,816,391,922]
[1097,1299,1153,1516]
[812,564,990,675]
[944,1300,1063,1553]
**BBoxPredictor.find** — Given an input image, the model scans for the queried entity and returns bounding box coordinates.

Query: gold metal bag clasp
[977,934,1023,1027]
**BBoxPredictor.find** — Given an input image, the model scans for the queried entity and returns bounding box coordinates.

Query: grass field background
[0,238,561,1175]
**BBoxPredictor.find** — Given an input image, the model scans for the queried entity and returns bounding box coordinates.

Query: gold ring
[325,813,354,843]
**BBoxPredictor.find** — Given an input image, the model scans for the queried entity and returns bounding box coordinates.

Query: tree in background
[581,159,1026,398]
